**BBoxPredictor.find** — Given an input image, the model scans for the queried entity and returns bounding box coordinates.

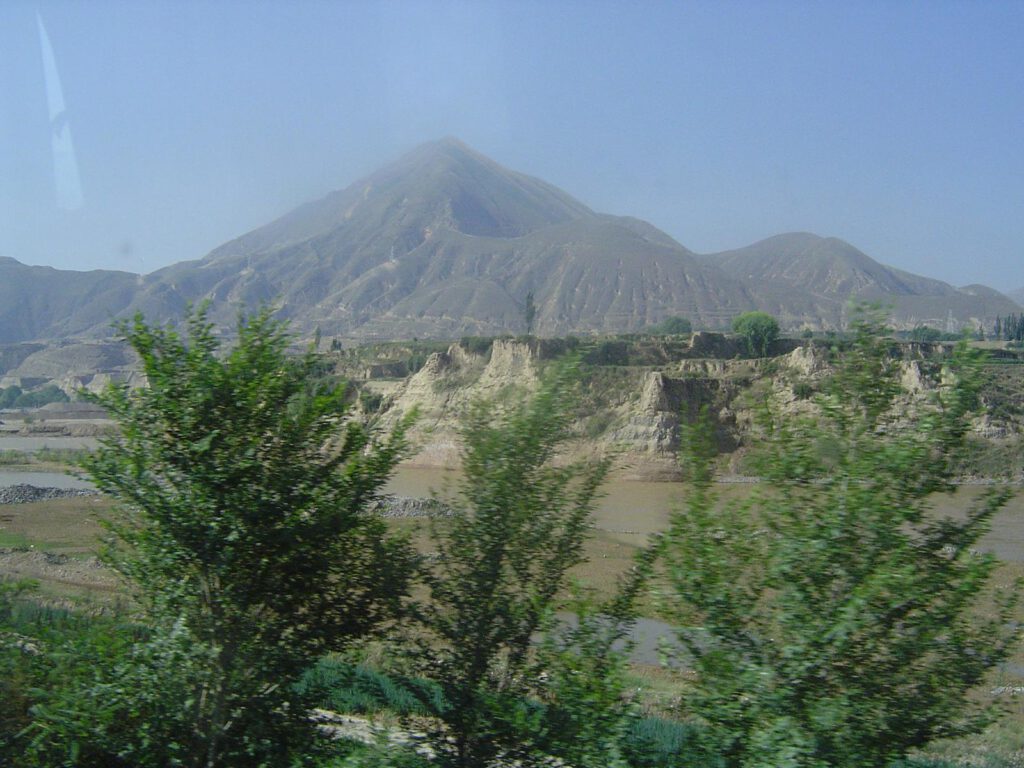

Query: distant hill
[128,137,754,336]
[1007,287,1024,306]
[702,233,1020,330]
[0,258,138,342]
[0,139,1017,341]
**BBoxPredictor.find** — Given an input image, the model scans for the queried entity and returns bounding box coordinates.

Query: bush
[71,306,416,767]
[584,340,630,366]
[622,717,716,768]
[359,389,385,413]
[908,325,943,343]
[458,336,496,357]
[792,381,815,400]
[0,386,22,409]
[731,312,780,357]
[11,385,69,409]
[649,316,692,336]
[659,308,1018,768]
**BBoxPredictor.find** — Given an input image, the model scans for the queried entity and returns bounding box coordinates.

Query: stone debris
[368,495,454,519]
[0,484,97,505]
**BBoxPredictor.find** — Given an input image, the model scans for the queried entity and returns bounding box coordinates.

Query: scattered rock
[368,495,454,518]
[0,485,97,505]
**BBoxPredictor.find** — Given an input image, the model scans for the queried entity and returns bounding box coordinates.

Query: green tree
[659,310,1018,768]
[524,290,538,336]
[56,307,414,767]
[0,385,22,409]
[908,325,943,343]
[12,384,69,408]
[530,563,655,768]
[418,363,613,767]
[731,311,780,357]
[651,316,693,336]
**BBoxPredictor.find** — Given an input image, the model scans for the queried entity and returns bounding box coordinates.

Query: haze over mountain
[127,138,756,337]
[702,233,1022,331]
[3,138,1019,342]
[0,258,138,343]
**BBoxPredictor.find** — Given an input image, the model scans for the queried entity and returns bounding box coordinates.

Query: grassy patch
[0,447,93,471]
[0,495,110,553]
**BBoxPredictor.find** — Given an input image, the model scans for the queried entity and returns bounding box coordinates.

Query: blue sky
[2,0,1022,290]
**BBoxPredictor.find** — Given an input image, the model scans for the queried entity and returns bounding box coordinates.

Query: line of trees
[0,384,69,409]
[994,313,1024,342]
[1,305,1018,767]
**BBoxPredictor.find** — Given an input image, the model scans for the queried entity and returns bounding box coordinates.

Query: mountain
[0,139,1017,342]
[703,233,1020,330]
[1007,287,1024,306]
[129,137,754,336]
[0,257,138,343]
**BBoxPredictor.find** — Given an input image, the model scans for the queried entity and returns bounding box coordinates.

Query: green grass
[0,447,92,469]
[621,716,715,767]
[0,532,36,549]
[0,450,30,466]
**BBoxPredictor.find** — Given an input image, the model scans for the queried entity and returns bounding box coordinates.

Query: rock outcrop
[362,338,1019,480]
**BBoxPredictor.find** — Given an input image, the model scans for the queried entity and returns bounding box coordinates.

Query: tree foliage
[524,291,538,336]
[731,311,780,357]
[650,316,693,336]
[994,313,1024,342]
[908,325,943,343]
[659,309,1019,768]
[418,363,616,767]
[54,307,415,767]
[0,384,69,409]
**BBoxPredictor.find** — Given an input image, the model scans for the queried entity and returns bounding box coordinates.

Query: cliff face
[0,341,143,395]
[364,336,1024,481]
[367,339,863,480]
[4,330,1019,479]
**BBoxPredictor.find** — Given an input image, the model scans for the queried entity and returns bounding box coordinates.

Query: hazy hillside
[0,258,138,342]
[703,233,1020,330]
[130,138,754,336]
[1,140,1018,341]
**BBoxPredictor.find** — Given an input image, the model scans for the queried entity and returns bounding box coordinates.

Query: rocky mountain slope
[703,233,1021,331]
[3,139,1019,342]
[129,138,754,336]
[0,340,141,394]
[0,258,139,343]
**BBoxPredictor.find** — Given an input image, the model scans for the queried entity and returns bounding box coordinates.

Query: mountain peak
[422,134,474,151]
[14,141,1011,343]
[372,138,593,238]
[396,135,483,166]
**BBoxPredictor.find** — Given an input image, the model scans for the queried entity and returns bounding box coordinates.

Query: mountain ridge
[702,232,1019,330]
[2,139,1019,341]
